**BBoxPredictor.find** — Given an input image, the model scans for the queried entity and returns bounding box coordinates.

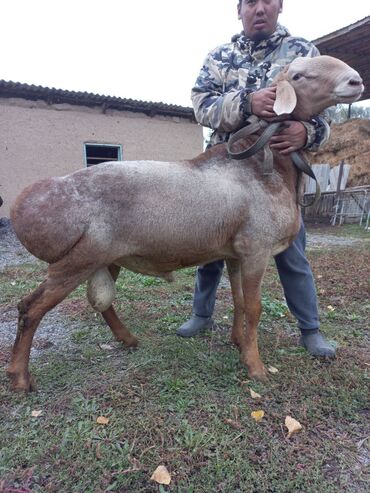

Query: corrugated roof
[313,16,370,101]
[0,79,196,120]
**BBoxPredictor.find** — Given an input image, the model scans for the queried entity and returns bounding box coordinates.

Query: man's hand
[250,87,277,119]
[269,121,307,155]
[250,88,307,154]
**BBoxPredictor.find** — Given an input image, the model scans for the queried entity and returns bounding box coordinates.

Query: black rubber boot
[300,330,336,358]
[176,315,213,337]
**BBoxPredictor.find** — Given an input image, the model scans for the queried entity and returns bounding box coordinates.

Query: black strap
[227,117,321,208]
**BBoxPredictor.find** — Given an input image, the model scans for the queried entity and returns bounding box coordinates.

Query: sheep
[8,55,363,392]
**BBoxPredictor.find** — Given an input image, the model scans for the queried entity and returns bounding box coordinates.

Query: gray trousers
[192,221,319,332]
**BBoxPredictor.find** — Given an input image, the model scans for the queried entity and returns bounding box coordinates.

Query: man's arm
[191,49,253,133]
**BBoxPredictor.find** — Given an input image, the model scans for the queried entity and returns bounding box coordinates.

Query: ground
[0,220,369,493]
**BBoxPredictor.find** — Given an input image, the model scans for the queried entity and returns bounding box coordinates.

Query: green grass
[0,230,369,492]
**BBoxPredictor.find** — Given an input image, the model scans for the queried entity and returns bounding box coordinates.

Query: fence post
[335,160,345,198]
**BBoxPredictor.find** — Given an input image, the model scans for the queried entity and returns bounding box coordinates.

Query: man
[176,0,335,357]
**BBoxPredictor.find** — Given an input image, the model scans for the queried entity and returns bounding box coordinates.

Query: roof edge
[0,79,196,120]
[312,15,370,44]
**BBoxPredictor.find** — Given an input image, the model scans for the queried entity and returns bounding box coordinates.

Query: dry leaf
[99,343,114,350]
[224,418,244,430]
[231,405,240,421]
[327,305,335,312]
[268,366,279,374]
[251,410,265,422]
[31,410,42,417]
[95,443,103,460]
[96,416,109,425]
[150,465,171,485]
[285,415,302,437]
[250,389,261,399]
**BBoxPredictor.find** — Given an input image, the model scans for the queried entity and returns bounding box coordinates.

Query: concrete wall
[0,97,203,217]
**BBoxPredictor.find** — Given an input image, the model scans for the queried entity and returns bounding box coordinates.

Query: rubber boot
[176,315,213,337]
[300,330,336,358]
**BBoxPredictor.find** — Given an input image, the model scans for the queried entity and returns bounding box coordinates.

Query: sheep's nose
[348,73,363,86]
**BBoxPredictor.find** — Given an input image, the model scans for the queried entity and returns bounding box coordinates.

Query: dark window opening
[84,143,122,166]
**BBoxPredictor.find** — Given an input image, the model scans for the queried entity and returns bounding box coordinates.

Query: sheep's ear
[273,80,297,115]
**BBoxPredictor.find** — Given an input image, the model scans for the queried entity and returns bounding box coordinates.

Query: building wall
[0,98,203,217]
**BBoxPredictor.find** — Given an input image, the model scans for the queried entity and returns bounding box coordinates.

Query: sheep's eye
[292,73,302,81]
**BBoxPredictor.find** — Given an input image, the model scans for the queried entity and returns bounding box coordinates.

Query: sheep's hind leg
[101,305,138,348]
[98,265,138,348]
[7,264,95,392]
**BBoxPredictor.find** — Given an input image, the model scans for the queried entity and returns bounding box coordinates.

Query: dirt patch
[0,218,34,269]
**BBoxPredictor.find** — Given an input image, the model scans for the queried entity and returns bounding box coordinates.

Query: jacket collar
[232,24,290,59]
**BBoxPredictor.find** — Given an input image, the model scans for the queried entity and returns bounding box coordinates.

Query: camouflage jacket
[191,25,330,150]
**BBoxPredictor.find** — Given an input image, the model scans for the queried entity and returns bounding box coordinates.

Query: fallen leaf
[224,418,244,430]
[327,305,335,312]
[150,465,171,485]
[250,389,261,399]
[31,410,42,417]
[231,405,240,421]
[268,366,279,374]
[99,343,114,350]
[96,416,109,425]
[317,274,323,279]
[251,410,265,422]
[285,415,302,438]
[95,443,103,460]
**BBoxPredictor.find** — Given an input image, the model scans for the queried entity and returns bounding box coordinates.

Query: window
[84,143,122,167]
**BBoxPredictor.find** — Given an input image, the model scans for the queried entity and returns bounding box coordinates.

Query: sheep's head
[272,55,364,121]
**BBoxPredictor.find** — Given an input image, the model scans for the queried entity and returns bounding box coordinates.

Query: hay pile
[309,118,370,187]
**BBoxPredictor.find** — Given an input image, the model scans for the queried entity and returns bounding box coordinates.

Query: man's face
[238,0,283,41]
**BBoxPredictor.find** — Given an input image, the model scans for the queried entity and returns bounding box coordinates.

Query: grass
[0,227,369,493]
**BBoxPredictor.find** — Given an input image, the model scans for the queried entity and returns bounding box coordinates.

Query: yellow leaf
[96,416,109,425]
[150,465,171,485]
[250,389,261,399]
[31,410,42,417]
[327,305,335,312]
[251,410,265,422]
[285,415,303,437]
[268,366,279,374]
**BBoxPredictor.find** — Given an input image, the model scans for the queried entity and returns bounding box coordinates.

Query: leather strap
[227,117,321,207]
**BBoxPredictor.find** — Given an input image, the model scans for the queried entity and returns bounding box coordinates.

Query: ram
[8,56,363,391]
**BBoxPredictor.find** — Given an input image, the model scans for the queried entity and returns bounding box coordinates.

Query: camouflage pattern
[191,24,330,150]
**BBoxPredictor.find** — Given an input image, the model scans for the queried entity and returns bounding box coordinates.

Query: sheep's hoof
[7,371,37,393]
[123,335,139,349]
[231,334,241,348]
[248,365,268,382]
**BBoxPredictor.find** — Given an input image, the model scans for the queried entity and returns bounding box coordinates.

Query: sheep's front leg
[225,259,244,348]
[239,259,268,381]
